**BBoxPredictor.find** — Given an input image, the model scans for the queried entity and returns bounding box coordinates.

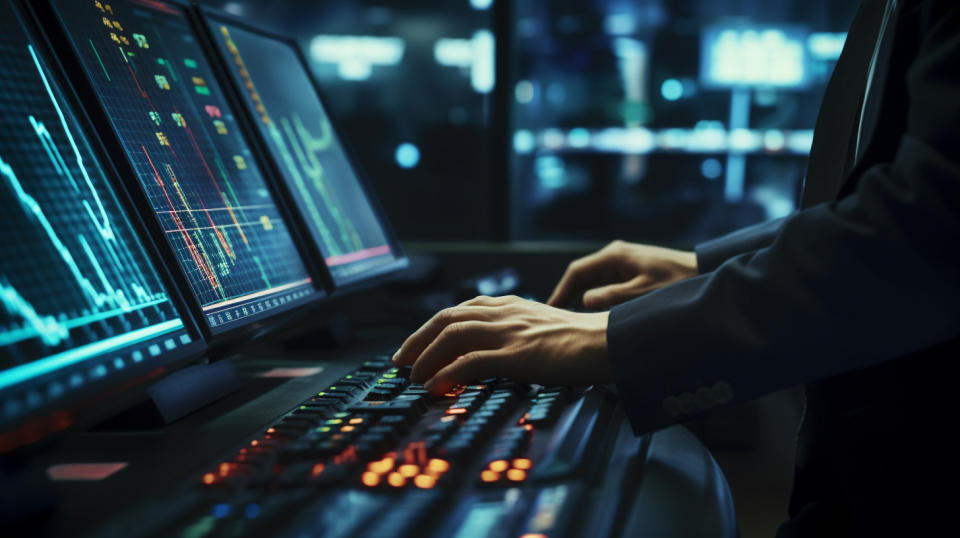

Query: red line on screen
[325,245,391,267]
[127,0,180,16]
[175,106,249,245]
[142,145,219,291]
[198,197,234,259]
[125,61,156,113]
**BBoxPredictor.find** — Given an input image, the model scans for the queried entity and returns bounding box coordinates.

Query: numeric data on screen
[51,0,315,327]
[0,0,187,398]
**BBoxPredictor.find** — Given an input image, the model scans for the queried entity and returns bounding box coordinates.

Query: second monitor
[202,12,406,287]
[44,0,321,334]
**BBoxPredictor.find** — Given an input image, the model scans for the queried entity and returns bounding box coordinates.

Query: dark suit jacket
[607,1,960,535]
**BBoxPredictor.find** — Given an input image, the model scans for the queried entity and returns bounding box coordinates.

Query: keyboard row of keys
[183,355,620,538]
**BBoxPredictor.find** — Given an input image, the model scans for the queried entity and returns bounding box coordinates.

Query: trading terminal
[1,1,955,537]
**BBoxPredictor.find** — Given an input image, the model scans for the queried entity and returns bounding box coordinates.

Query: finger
[393,306,497,366]
[547,255,602,307]
[409,321,507,383]
[582,277,650,310]
[423,349,513,395]
[546,261,583,307]
[460,294,516,307]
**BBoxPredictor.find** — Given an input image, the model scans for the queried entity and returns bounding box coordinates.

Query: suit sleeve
[608,2,960,435]
[694,217,786,273]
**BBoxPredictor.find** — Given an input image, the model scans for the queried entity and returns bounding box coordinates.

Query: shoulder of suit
[900,0,957,13]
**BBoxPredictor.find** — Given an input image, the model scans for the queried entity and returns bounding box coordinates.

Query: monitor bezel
[29,0,329,346]
[194,5,410,297]
[2,0,208,452]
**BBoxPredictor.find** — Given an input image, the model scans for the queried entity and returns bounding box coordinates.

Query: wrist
[579,311,611,384]
[678,250,699,275]
[656,247,699,277]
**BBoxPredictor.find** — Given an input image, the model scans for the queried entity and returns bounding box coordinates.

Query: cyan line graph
[0,45,172,349]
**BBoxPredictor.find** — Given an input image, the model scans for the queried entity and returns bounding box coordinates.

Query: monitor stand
[93,359,242,431]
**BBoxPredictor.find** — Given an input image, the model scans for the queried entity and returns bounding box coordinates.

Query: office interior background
[197,0,858,245]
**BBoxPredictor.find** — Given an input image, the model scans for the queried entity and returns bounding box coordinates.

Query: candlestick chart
[51,0,315,327]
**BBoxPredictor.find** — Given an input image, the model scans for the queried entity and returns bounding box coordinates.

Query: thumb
[548,251,620,307]
[582,279,647,310]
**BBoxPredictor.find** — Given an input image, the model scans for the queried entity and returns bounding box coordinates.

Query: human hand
[548,240,698,310]
[393,295,610,396]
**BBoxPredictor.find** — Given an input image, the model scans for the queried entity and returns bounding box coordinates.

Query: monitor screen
[195,0,497,243]
[209,19,400,285]
[0,0,196,432]
[48,0,317,331]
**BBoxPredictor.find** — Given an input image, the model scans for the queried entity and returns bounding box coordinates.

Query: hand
[548,240,698,310]
[393,295,610,396]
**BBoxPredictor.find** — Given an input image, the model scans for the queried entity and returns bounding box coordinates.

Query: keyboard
[88,356,631,538]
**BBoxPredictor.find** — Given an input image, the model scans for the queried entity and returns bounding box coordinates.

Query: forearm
[694,216,786,273]
[603,1,960,435]
[609,133,960,434]
[609,0,960,433]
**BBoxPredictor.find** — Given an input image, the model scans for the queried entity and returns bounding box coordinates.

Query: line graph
[1,12,182,373]
[273,114,363,256]
[221,25,361,258]
[51,0,315,326]
[215,23,395,282]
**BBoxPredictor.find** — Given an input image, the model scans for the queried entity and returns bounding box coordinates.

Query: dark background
[194,0,858,246]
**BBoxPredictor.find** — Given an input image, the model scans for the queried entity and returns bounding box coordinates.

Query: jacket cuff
[695,217,787,273]
[607,295,680,435]
[606,274,739,435]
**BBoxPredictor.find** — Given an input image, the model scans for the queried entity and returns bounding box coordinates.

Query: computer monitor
[201,12,407,287]
[0,0,202,448]
[193,0,499,243]
[42,0,320,334]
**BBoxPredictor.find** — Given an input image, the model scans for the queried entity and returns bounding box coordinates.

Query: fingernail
[423,379,434,392]
[391,352,400,364]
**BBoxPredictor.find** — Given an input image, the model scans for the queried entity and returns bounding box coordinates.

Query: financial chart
[0,0,190,419]
[51,0,315,329]
[213,22,396,284]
